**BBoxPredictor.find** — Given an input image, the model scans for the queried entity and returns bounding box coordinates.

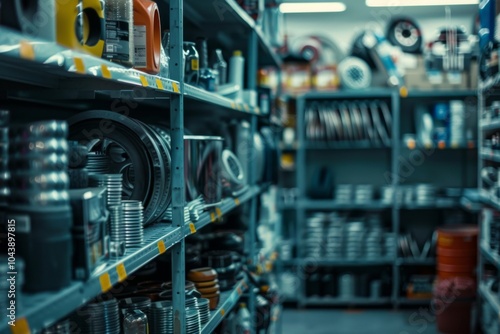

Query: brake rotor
[67,110,169,225]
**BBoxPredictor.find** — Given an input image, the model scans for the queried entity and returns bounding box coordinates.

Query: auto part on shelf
[133,0,161,74]
[149,301,174,333]
[121,200,144,247]
[103,0,134,66]
[220,149,247,197]
[0,0,56,41]
[386,17,423,54]
[425,26,474,72]
[89,173,123,208]
[8,120,72,292]
[308,166,333,199]
[109,205,125,257]
[71,298,121,333]
[183,41,200,85]
[56,0,105,57]
[69,187,108,279]
[123,309,148,334]
[337,57,372,90]
[67,110,171,225]
[196,37,216,92]
[184,135,223,206]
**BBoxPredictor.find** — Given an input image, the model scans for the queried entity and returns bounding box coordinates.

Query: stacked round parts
[0,257,23,310]
[86,152,110,175]
[89,174,123,208]
[335,184,353,203]
[338,273,356,299]
[0,110,9,206]
[380,185,394,204]
[71,298,120,334]
[365,215,383,259]
[42,319,71,333]
[384,232,397,258]
[197,298,210,326]
[344,221,365,259]
[119,296,151,328]
[202,251,240,291]
[305,215,325,258]
[414,184,436,205]
[150,300,173,334]
[186,307,202,334]
[121,200,144,247]
[187,267,220,310]
[8,120,72,292]
[354,184,374,204]
[325,216,343,259]
[437,226,478,281]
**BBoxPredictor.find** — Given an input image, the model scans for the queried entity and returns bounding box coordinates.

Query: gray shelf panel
[398,298,431,306]
[184,84,263,118]
[479,283,500,316]
[297,88,394,100]
[201,278,248,334]
[299,259,393,266]
[186,185,265,236]
[402,141,477,150]
[299,200,391,210]
[404,90,476,98]
[305,142,390,150]
[183,0,281,67]
[1,224,183,334]
[303,297,392,306]
[481,119,500,132]
[0,27,179,94]
[400,199,460,210]
[396,258,436,266]
[481,243,500,269]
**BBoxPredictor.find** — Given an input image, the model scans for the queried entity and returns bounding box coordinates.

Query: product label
[134,25,147,68]
[104,20,131,62]
[191,58,199,71]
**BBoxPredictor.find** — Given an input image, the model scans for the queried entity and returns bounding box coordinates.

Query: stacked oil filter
[149,301,173,334]
[71,298,121,334]
[8,121,72,292]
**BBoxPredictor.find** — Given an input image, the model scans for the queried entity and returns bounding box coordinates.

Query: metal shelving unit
[279,88,478,308]
[0,0,282,332]
[303,298,392,306]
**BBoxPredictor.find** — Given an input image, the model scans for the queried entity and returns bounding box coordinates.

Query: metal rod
[170,0,185,332]
[296,95,306,308]
[392,90,401,307]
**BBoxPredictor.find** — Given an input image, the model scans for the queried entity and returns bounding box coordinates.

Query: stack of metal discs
[449,100,465,147]
[380,185,394,204]
[338,273,355,299]
[121,200,144,247]
[0,110,9,207]
[89,174,123,208]
[414,184,436,205]
[42,319,71,334]
[325,214,343,259]
[72,299,120,334]
[186,307,201,334]
[186,295,199,309]
[384,232,397,259]
[354,185,374,204]
[86,152,110,175]
[305,214,325,258]
[345,222,365,259]
[365,216,383,259]
[335,184,353,203]
[197,298,210,326]
[150,300,173,334]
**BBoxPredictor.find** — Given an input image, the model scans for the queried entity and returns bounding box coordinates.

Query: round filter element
[338,57,372,90]
[386,17,422,54]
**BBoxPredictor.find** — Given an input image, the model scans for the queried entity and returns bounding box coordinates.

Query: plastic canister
[133,0,161,74]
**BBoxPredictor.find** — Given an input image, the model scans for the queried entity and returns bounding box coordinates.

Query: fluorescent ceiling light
[279,2,346,13]
[366,0,478,6]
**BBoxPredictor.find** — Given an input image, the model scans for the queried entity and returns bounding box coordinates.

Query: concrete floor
[281,309,440,334]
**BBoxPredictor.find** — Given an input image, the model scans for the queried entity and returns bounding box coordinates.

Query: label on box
[104,20,131,62]
[134,25,147,68]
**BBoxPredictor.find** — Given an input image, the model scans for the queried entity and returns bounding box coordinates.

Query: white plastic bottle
[236,303,252,334]
[229,50,245,102]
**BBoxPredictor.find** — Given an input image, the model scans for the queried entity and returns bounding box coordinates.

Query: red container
[133,0,161,74]
[437,254,476,266]
[433,278,475,334]
[437,226,478,250]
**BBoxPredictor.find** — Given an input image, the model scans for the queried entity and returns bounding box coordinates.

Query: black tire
[386,17,423,54]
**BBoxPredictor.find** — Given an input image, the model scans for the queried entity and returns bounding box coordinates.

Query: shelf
[184,84,262,118]
[305,142,391,150]
[183,0,282,67]
[0,27,179,94]
[479,283,500,316]
[3,224,183,334]
[396,258,436,266]
[402,141,476,150]
[299,259,393,266]
[481,118,500,132]
[4,185,266,334]
[298,88,395,100]
[481,148,500,163]
[299,200,391,211]
[303,297,392,306]
[481,243,500,269]
[400,199,460,210]
[201,277,248,334]
[398,298,431,306]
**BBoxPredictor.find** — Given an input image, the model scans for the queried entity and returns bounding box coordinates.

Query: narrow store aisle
[282,309,439,334]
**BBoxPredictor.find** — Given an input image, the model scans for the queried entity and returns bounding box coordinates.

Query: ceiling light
[366,0,478,7]
[279,2,347,13]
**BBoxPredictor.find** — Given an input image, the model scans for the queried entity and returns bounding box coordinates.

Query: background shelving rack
[0,0,283,333]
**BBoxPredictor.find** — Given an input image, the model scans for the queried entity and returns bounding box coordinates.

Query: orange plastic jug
[56,0,105,57]
[133,0,161,74]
